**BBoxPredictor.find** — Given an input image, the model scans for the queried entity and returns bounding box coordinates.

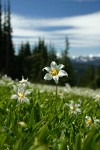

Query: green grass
[0,77,100,150]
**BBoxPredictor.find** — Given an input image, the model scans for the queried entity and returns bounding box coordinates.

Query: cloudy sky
[2,0,100,57]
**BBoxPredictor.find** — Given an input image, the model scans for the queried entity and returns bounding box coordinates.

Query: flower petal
[12,85,18,92]
[11,94,18,99]
[18,98,22,104]
[24,97,30,104]
[57,64,64,70]
[50,61,57,69]
[53,75,59,84]
[25,89,33,95]
[76,108,81,112]
[58,70,68,77]
[44,73,52,80]
[42,67,51,72]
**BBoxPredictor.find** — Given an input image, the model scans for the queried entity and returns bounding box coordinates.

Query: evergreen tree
[16,43,24,79]
[2,0,16,78]
[58,38,76,86]
[18,42,32,79]
[19,42,31,57]
[0,0,3,73]
[31,38,48,82]
[79,64,95,88]
[94,65,100,88]
[0,0,8,74]
[47,43,57,65]
[0,0,1,36]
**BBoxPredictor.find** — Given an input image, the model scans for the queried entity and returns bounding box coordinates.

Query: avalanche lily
[18,121,27,128]
[43,61,68,84]
[11,85,32,104]
[85,116,100,127]
[19,76,28,85]
[65,100,81,115]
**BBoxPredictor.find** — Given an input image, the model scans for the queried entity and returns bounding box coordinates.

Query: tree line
[15,38,76,86]
[0,0,76,86]
[79,64,100,89]
[0,0,100,88]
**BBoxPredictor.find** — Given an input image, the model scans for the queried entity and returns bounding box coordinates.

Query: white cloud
[11,11,100,54]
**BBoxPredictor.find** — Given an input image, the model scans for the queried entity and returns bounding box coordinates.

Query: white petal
[85,116,91,120]
[25,89,33,95]
[70,106,74,109]
[44,73,52,80]
[50,61,57,69]
[57,64,64,70]
[18,98,22,104]
[19,78,28,84]
[70,100,74,105]
[24,97,30,104]
[94,119,100,123]
[58,70,68,77]
[18,84,26,92]
[76,104,81,107]
[76,108,81,112]
[12,85,18,92]
[42,67,51,72]
[11,94,18,99]
[53,75,59,84]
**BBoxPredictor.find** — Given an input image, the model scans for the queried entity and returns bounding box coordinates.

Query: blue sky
[3,0,100,57]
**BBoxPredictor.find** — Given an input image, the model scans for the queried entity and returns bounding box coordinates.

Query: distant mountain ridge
[70,55,100,84]
[70,55,100,66]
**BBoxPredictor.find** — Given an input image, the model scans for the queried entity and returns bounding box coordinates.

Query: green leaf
[0,133,7,146]
[82,129,96,150]
[74,133,81,150]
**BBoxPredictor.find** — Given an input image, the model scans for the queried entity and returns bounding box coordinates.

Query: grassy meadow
[0,75,100,150]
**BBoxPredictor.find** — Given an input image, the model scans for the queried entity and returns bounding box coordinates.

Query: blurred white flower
[11,85,32,104]
[85,116,99,127]
[0,74,14,86]
[43,61,68,84]
[64,83,71,93]
[93,94,100,102]
[85,116,92,127]
[19,76,28,85]
[18,121,27,128]
[65,100,81,115]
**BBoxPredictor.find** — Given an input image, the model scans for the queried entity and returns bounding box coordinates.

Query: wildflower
[93,94,100,102]
[19,76,28,85]
[18,121,27,128]
[11,85,32,104]
[43,61,68,84]
[85,116,99,127]
[64,83,71,93]
[1,74,14,86]
[65,100,81,115]
[85,116,92,127]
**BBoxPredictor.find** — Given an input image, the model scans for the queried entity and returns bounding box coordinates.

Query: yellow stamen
[50,69,59,76]
[72,106,76,111]
[18,92,25,99]
[87,119,92,125]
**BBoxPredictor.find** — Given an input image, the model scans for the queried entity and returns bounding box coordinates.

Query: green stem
[18,103,21,121]
[56,84,58,100]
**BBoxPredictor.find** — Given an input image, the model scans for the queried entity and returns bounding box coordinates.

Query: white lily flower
[19,76,28,85]
[65,100,81,115]
[18,121,27,128]
[85,116,100,127]
[93,94,100,102]
[11,85,32,104]
[43,61,68,84]
[85,116,93,127]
